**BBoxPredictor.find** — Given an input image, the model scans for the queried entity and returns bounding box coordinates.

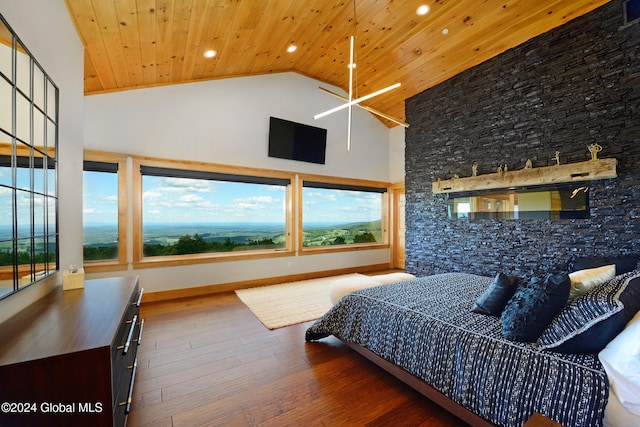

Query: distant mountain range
[81,221,381,248]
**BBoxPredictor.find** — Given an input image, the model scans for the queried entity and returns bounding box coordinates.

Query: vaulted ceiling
[64,0,611,127]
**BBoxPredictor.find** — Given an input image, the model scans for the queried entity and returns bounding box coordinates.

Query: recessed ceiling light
[442,28,449,35]
[203,49,217,58]
[416,5,430,16]
[287,45,297,53]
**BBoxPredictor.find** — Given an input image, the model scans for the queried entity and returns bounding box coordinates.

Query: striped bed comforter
[305,273,608,427]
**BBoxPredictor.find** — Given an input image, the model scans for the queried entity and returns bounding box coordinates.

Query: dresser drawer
[112,286,144,425]
[0,276,141,427]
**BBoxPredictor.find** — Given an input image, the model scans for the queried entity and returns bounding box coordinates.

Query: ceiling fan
[314,2,408,150]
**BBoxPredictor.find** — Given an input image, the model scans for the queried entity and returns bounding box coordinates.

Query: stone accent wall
[405,1,640,278]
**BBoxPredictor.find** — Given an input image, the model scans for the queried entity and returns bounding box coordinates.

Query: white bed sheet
[601,309,640,426]
[604,388,640,427]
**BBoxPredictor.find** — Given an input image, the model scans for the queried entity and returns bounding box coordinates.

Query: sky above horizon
[82,172,382,226]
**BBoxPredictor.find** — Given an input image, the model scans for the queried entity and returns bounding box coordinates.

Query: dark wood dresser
[0,276,143,427]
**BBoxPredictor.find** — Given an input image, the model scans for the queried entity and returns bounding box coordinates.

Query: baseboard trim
[142,263,391,303]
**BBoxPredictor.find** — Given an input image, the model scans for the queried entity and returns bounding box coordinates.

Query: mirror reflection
[15,40,29,97]
[0,187,12,299]
[0,79,10,133]
[0,20,11,78]
[447,185,589,220]
[0,14,58,299]
[33,64,45,110]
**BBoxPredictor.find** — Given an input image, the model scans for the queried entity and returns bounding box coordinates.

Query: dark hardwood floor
[129,288,469,426]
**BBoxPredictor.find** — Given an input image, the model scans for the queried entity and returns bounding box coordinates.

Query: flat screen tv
[268,117,327,164]
[623,0,640,26]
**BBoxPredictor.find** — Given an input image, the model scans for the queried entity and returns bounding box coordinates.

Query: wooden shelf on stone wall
[432,158,618,194]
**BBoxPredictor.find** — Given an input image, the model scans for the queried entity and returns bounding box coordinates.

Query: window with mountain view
[83,161,119,261]
[140,166,289,257]
[302,181,385,247]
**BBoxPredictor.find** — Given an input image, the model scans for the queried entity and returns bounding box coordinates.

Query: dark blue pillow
[500,273,570,342]
[471,273,518,316]
[538,273,640,353]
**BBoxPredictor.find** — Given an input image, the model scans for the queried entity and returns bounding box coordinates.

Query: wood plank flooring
[128,289,469,427]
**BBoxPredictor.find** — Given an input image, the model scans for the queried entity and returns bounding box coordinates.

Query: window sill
[133,248,295,269]
[300,243,389,255]
[0,265,56,281]
[83,261,129,274]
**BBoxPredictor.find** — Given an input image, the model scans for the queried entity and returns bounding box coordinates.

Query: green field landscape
[80,220,382,260]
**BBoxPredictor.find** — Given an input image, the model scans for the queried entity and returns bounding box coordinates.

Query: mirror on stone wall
[447,185,589,220]
[0,14,59,300]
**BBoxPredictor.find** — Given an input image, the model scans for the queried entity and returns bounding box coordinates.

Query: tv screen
[624,0,640,26]
[268,117,327,164]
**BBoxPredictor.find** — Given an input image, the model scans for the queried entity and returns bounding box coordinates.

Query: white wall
[0,0,85,321]
[84,72,391,181]
[389,125,406,183]
[84,72,396,293]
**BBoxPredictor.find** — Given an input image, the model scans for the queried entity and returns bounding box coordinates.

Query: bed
[305,270,640,427]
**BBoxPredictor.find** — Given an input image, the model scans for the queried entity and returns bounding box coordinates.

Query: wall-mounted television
[268,117,327,164]
[623,0,640,26]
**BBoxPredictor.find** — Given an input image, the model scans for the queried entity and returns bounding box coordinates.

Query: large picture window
[106,157,392,270]
[302,181,386,248]
[138,165,291,259]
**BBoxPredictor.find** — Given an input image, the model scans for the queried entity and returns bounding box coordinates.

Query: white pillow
[568,264,616,300]
[604,387,640,427]
[328,273,417,304]
[598,310,640,416]
[328,276,381,304]
[374,272,416,285]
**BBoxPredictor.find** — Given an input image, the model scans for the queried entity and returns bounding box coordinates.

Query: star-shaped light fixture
[314,2,408,150]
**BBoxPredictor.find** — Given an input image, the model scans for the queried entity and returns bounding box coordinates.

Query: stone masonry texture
[405,1,640,279]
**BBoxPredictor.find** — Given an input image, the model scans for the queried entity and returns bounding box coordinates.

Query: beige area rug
[235,273,365,329]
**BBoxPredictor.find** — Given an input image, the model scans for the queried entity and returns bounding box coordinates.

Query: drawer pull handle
[134,288,144,307]
[119,357,138,414]
[134,318,144,346]
[118,314,138,355]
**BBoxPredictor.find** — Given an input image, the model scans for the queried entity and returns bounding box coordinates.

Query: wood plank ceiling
[65,0,611,127]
